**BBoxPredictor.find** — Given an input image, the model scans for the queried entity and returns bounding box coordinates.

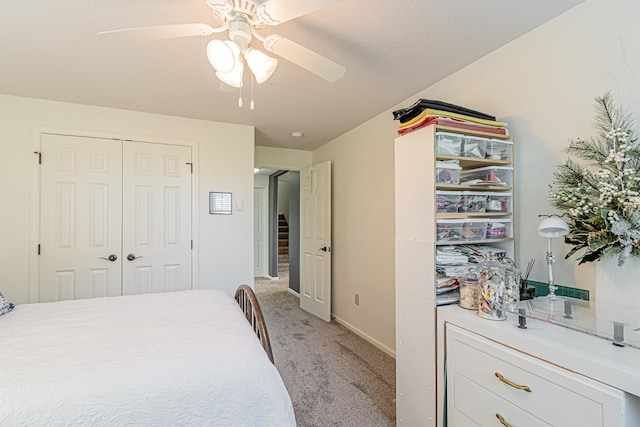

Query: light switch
[235,199,244,211]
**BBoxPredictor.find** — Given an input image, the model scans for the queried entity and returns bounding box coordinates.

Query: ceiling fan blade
[265,36,345,82]
[258,0,344,25]
[98,23,220,42]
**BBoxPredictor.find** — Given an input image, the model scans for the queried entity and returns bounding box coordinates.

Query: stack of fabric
[434,245,507,306]
[392,99,507,136]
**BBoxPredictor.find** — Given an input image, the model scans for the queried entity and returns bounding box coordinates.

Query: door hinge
[37,244,41,255]
[186,162,193,173]
[34,151,42,164]
[191,240,193,249]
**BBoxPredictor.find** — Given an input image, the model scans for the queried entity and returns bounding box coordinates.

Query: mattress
[0,289,296,426]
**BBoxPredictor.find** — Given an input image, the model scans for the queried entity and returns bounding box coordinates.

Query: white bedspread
[0,290,296,426]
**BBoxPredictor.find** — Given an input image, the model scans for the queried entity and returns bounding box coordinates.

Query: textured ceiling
[0,0,584,150]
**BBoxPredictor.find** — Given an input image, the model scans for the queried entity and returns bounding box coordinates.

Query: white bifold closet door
[39,134,192,303]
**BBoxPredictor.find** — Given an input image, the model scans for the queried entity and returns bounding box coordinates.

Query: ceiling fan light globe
[215,62,243,88]
[245,48,278,83]
[206,39,236,72]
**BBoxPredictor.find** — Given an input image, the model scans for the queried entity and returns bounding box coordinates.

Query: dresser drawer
[451,371,551,426]
[446,324,625,427]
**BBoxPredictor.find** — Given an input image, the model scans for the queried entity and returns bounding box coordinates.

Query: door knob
[99,254,118,262]
[319,246,331,252]
[127,254,143,261]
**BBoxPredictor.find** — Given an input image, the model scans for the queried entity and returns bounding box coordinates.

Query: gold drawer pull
[495,372,532,392]
[496,413,512,427]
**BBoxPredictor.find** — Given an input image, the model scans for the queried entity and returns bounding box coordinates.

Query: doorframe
[268,170,288,278]
[29,126,200,303]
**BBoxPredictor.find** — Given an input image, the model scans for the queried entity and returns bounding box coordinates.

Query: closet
[38,133,193,302]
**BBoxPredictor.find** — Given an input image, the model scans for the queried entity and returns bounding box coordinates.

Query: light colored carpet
[254,277,396,427]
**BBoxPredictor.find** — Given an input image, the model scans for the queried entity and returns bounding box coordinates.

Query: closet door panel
[121,142,192,295]
[40,134,123,302]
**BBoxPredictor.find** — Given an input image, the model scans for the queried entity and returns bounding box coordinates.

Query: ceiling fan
[99,0,346,108]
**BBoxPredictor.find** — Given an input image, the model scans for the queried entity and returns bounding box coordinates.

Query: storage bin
[460,166,513,187]
[459,192,490,213]
[486,218,512,240]
[436,191,461,213]
[486,192,512,213]
[484,139,513,161]
[461,219,488,241]
[462,136,487,158]
[436,161,461,185]
[436,219,463,242]
[435,132,463,156]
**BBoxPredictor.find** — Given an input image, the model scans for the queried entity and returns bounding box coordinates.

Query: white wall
[0,94,255,303]
[313,0,640,354]
[255,146,312,171]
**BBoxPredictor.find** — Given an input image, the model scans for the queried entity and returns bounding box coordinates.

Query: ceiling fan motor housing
[229,17,252,52]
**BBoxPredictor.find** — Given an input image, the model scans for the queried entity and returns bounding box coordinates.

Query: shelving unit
[394,124,515,426]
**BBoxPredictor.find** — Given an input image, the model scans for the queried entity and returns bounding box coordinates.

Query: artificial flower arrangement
[549,92,640,266]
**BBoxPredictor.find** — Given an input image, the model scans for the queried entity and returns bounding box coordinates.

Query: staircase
[278,213,289,277]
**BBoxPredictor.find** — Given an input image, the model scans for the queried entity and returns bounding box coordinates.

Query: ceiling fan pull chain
[238,83,243,108]
[250,74,255,110]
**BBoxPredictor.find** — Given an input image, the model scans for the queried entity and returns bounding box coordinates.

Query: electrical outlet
[355,293,359,305]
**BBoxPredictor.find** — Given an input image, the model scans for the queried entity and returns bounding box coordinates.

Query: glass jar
[459,267,480,310]
[502,258,521,312]
[477,252,506,320]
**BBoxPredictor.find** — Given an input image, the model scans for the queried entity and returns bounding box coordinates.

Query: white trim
[29,127,200,302]
[28,129,42,303]
[332,314,396,358]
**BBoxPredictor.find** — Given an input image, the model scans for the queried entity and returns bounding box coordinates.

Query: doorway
[254,169,300,293]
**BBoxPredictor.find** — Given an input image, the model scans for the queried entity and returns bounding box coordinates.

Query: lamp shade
[216,65,243,88]
[244,47,278,83]
[215,43,243,88]
[537,216,570,238]
[206,40,237,73]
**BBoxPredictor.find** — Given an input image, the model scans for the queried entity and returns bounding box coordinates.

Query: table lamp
[537,215,570,300]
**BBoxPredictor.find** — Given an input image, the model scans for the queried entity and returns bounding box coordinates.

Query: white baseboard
[331,314,396,358]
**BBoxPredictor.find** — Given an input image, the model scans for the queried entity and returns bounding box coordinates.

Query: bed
[0,286,296,426]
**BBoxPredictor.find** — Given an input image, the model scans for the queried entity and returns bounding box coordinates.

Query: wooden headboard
[234,285,275,364]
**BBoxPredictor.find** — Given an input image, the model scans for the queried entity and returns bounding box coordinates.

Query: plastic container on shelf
[486,192,512,213]
[461,219,488,241]
[484,139,513,161]
[435,132,464,156]
[459,191,490,213]
[436,191,461,213]
[462,136,488,158]
[486,218,512,240]
[436,219,463,242]
[460,166,513,187]
[435,161,461,185]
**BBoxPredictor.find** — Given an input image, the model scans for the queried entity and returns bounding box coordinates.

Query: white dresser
[437,306,640,426]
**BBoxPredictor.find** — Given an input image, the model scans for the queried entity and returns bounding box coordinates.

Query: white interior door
[300,161,332,321]
[254,187,268,277]
[121,142,192,295]
[39,134,123,302]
